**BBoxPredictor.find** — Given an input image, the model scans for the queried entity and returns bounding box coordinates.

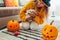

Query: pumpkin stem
[12,20,14,22]
[50,20,54,25]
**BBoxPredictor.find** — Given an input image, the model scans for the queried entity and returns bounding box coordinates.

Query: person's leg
[30,21,39,30]
[19,22,30,30]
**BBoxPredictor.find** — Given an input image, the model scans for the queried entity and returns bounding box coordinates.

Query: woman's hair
[44,6,48,19]
[33,0,48,19]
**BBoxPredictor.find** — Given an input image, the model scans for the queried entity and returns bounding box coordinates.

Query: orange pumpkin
[3,0,13,7]
[42,20,58,40]
[7,20,20,32]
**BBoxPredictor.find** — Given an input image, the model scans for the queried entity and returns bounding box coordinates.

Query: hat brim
[41,0,50,7]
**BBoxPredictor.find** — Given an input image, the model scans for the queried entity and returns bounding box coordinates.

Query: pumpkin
[3,0,13,7]
[42,20,58,40]
[3,0,18,7]
[7,20,20,32]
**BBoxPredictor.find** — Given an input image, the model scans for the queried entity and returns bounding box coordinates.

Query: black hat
[42,0,50,7]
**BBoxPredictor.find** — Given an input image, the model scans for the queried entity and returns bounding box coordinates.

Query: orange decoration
[3,0,18,7]
[3,0,13,7]
[42,20,58,40]
[7,20,20,32]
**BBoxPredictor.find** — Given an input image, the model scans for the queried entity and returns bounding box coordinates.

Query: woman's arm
[33,8,48,24]
[19,0,35,22]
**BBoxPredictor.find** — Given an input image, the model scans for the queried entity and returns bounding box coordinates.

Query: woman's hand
[26,17,33,22]
[26,9,38,22]
[29,11,38,18]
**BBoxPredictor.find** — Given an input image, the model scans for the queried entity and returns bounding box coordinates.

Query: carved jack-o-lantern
[7,20,20,32]
[42,20,58,40]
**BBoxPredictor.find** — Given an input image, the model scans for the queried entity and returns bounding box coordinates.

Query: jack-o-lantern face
[42,25,58,40]
[7,20,20,32]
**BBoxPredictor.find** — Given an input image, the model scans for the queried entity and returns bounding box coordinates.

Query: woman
[19,0,50,30]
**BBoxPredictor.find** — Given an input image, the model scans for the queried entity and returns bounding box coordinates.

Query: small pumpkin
[7,20,20,32]
[3,0,13,7]
[42,20,58,40]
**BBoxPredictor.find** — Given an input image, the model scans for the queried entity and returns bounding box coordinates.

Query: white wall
[48,0,60,31]
[0,0,3,3]
[20,0,29,5]
[49,0,60,17]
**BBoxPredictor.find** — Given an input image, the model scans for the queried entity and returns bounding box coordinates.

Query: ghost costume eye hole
[50,29,52,32]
